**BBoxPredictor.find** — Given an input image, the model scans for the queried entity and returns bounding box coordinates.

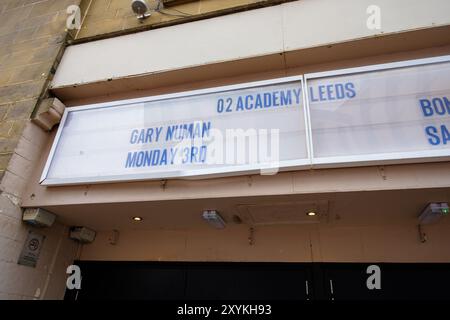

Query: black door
[318,263,450,300]
[65,261,450,300]
[65,261,313,300]
[317,263,385,300]
[65,261,187,300]
[185,263,312,300]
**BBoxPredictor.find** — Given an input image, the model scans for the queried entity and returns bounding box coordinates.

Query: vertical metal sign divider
[302,75,314,167]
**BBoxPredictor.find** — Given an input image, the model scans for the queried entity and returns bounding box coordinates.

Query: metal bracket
[32,98,65,131]
[248,227,255,245]
[418,224,427,243]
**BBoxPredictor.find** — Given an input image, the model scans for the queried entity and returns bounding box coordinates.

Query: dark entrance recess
[64,261,450,300]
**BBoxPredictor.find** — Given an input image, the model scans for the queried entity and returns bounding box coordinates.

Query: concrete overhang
[39,189,450,231]
[49,0,450,105]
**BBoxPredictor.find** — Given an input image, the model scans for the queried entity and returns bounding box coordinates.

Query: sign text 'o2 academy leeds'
[40,55,450,185]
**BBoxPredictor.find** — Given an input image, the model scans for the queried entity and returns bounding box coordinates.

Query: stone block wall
[0,0,81,300]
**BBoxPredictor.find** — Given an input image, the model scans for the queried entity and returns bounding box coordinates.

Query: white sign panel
[41,78,308,185]
[306,57,450,165]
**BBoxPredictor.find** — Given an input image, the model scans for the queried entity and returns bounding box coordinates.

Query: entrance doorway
[65,261,450,300]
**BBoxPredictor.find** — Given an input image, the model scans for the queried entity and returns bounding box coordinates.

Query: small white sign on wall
[18,231,45,268]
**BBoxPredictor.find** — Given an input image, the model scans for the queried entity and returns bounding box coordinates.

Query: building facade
[1,0,450,300]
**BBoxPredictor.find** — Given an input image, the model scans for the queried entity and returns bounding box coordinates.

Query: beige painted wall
[80,223,450,263]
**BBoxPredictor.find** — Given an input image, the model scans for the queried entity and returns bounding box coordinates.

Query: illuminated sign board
[41,78,309,185]
[41,55,450,185]
[306,56,450,166]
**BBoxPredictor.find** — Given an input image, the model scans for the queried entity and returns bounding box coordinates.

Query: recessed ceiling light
[307,211,317,217]
[132,216,143,221]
